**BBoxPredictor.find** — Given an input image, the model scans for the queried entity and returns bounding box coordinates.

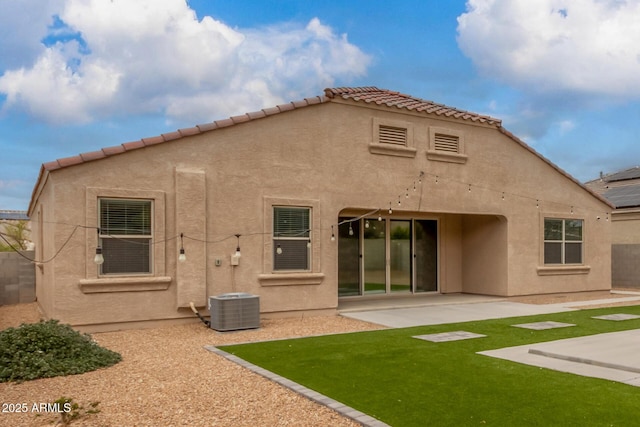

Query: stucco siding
[29,98,612,329]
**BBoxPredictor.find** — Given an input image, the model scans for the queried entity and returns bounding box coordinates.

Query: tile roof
[324,87,501,125]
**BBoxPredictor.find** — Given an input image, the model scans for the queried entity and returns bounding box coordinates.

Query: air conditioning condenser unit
[209,293,260,332]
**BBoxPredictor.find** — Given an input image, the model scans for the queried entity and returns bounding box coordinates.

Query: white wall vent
[209,293,260,331]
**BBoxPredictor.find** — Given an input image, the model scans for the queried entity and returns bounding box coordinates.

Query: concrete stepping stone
[413,331,486,342]
[592,313,640,321]
[512,321,575,330]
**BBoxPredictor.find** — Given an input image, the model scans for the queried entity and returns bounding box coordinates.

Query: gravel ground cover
[0,303,383,427]
[1,290,638,426]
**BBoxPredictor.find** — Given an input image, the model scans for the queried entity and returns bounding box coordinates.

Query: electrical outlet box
[230,254,240,266]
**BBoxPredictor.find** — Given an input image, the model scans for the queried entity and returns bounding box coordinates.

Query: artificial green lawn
[221,305,640,426]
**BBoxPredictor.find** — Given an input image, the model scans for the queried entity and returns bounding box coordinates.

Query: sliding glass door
[363,219,386,294]
[390,220,411,293]
[415,220,438,292]
[338,219,360,296]
[338,217,438,297]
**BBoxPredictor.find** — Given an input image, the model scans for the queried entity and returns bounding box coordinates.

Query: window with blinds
[99,198,152,275]
[273,207,310,271]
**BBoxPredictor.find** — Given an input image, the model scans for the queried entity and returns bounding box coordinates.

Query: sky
[1,0,640,210]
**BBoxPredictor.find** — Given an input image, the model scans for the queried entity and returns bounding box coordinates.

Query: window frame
[260,197,323,286]
[85,188,166,285]
[543,218,584,265]
[272,206,311,271]
[98,198,154,276]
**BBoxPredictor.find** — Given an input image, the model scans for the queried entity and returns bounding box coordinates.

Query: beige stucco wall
[30,99,612,330]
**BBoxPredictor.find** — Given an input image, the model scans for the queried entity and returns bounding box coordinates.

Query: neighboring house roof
[0,210,29,221]
[28,86,613,214]
[586,167,640,209]
[602,185,640,209]
[602,166,640,183]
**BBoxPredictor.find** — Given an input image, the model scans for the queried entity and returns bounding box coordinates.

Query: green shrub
[0,320,121,382]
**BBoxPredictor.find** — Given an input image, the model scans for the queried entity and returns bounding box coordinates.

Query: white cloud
[457,0,640,98]
[0,0,371,125]
[0,0,65,70]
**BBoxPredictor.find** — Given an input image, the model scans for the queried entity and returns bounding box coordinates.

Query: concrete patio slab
[479,329,640,387]
[592,313,640,321]
[413,331,486,342]
[340,301,576,328]
[512,321,575,330]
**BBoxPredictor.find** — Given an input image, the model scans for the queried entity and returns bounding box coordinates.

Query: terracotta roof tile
[43,160,62,171]
[122,140,145,151]
[177,126,201,137]
[324,87,501,126]
[230,114,251,124]
[79,150,107,162]
[276,102,295,112]
[57,155,84,168]
[162,131,182,142]
[262,106,280,116]
[196,122,218,132]
[142,135,165,146]
[247,110,267,120]
[102,145,126,156]
[214,118,234,128]
[305,96,324,105]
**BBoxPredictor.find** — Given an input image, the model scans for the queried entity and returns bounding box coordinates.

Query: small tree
[0,220,31,251]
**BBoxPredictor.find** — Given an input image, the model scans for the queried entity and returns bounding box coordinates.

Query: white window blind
[273,207,310,271]
[99,199,152,274]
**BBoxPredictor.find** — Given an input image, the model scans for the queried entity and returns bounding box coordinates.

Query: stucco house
[28,87,613,331]
[586,167,640,288]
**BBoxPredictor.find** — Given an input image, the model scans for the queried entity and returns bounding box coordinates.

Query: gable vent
[434,133,460,153]
[379,125,407,145]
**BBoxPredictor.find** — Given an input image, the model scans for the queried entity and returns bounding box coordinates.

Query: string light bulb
[276,244,283,255]
[178,233,186,262]
[94,246,104,265]
[94,228,104,265]
[234,234,241,257]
